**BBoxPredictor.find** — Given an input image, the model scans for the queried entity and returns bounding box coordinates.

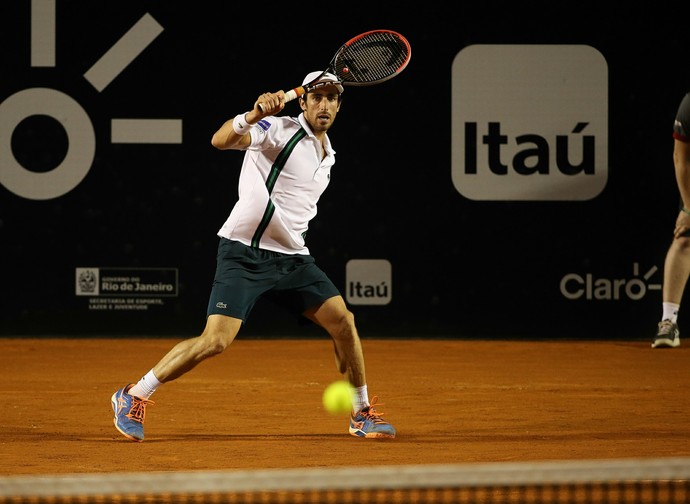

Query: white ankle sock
[353,385,369,412]
[662,303,680,324]
[129,370,161,400]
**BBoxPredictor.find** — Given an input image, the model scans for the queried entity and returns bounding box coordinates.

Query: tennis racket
[258,29,411,112]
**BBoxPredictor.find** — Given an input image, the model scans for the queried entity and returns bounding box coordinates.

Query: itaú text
[463,122,594,175]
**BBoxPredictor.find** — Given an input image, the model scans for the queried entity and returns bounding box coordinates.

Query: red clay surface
[1,338,689,475]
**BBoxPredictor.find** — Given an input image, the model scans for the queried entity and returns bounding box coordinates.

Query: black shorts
[206,238,340,321]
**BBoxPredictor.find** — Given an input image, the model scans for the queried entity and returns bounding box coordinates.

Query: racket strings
[335,32,410,85]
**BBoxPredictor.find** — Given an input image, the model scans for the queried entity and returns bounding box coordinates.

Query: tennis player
[653,90,690,348]
[111,71,396,440]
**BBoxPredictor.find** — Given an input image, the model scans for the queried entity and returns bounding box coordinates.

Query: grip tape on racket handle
[258,86,306,113]
[283,86,305,103]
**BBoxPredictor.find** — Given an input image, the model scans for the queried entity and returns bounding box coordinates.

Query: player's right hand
[254,91,285,118]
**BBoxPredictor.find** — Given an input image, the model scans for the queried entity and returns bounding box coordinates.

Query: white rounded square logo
[345,259,391,306]
[451,44,608,201]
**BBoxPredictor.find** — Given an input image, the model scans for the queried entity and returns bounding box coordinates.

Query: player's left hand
[673,209,690,238]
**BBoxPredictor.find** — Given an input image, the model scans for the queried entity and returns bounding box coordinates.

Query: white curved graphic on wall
[0,1,181,200]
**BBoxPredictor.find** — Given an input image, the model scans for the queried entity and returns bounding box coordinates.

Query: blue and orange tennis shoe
[349,396,396,439]
[111,384,153,442]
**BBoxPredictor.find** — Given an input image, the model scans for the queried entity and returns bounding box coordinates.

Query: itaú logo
[560,263,661,301]
[0,1,181,201]
[451,44,608,201]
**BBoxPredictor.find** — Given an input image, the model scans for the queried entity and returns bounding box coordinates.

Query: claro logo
[0,1,180,201]
[560,263,661,301]
[451,45,608,201]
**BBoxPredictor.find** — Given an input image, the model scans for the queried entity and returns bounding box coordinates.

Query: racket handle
[283,86,305,103]
[258,86,306,113]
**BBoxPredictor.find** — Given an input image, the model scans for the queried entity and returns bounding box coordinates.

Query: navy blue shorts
[206,238,340,321]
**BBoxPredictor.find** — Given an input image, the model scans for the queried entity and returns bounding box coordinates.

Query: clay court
[1,337,689,476]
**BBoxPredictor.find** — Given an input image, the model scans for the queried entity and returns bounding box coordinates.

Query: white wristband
[232,113,252,135]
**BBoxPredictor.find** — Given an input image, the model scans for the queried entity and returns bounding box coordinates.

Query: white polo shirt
[217,113,336,255]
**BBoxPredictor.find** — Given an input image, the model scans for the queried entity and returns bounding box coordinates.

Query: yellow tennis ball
[322,380,355,415]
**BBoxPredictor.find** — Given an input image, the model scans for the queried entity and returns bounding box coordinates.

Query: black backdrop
[2,2,688,339]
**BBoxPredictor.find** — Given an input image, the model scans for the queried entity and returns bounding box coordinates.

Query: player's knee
[338,308,356,328]
[332,309,357,338]
[207,339,229,356]
[198,332,233,357]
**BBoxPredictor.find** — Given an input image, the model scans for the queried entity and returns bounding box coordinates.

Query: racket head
[330,30,411,87]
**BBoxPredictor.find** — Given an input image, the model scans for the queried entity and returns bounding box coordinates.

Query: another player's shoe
[652,319,680,348]
[111,384,153,442]
[349,396,396,439]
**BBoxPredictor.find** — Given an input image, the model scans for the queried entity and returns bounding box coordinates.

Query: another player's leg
[654,236,690,348]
